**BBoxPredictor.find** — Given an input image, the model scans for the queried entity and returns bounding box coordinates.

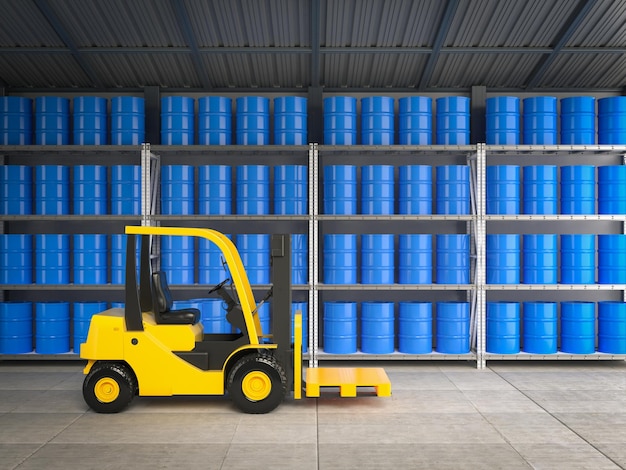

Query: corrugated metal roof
[446,0,576,47]
[0,0,624,91]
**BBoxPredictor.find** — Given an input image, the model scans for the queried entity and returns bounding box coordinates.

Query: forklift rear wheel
[227,353,287,414]
[83,363,137,413]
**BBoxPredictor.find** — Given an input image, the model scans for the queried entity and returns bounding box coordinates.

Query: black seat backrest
[151,270,200,325]
[152,271,173,313]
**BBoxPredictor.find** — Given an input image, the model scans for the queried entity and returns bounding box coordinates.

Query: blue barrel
[323,165,357,215]
[436,234,470,284]
[598,97,626,144]
[436,165,470,215]
[323,301,357,354]
[198,234,231,285]
[198,96,232,145]
[111,96,145,145]
[486,302,520,354]
[561,96,596,144]
[486,165,520,215]
[274,165,307,215]
[161,96,194,145]
[523,165,557,215]
[398,96,432,145]
[523,234,557,284]
[236,96,270,145]
[35,165,69,215]
[73,96,107,145]
[274,96,307,145]
[486,234,520,284]
[110,165,141,215]
[398,234,432,284]
[486,96,520,145]
[73,301,107,352]
[161,235,195,284]
[523,302,557,354]
[324,96,357,145]
[598,234,626,284]
[35,96,70,145]
[1,165,32,215]
[0,96,33,145]
[292,301,308,352]
[198,165,232,215]
[162,165,194,215]
[598,166,626,214]
[110,234,139,285]
[236,165,269,215]
[73,165,107,215]
[195,298,230,333]
[361,165,394,215]
[523,97,557,145]
[291,234,307,285]
[236,234,270,284]
[436,301,470,354]
[323,234,357,284]
[256,302,271,341]
[361,96,394,145]
[35,234,69,284]
[561,165,595,214]
[361,234,394,284]
[398,165,432,215]
[35,301,70,354]
[398,302,432,354]
[436,97,470,145]
[0,302,32,354]
[73,234,107,284]
[361,302,395,354]
[560,301,595,354]
[561,234,595,284]
[598,301,626,354]
[0,234,32,284]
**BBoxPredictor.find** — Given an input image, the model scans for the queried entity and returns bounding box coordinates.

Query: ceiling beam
[4,46,626,55]
[418,0,459,90]
[171,0,212,89]
[310,0,321,87]
[33,0,102,87]
[526,0,597,89]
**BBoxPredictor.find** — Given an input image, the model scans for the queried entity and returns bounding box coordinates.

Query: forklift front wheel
[83,363,136,413]
[227,353,287,414]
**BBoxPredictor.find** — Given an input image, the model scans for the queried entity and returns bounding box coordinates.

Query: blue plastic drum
[274,96,307,145]
[323,302,357,354]
[323,234,357,284]
[398,302,432,354]
[398,96,432,145]
[324,97,357,145]
[361,96,394,145]
[198,96,232,145]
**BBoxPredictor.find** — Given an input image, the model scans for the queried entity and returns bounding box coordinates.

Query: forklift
[80,226,391,413]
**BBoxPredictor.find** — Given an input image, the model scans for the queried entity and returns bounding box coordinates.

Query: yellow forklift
[80,226,390,413]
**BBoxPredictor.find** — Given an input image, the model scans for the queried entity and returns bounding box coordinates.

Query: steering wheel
[208,278,230,294]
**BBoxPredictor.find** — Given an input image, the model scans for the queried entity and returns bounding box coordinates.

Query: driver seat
[152,271,200,325]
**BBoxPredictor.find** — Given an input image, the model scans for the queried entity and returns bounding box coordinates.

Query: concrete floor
[1,360,626,469]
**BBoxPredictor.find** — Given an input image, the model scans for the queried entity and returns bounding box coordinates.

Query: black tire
[227,353,287,414]
[83,363,137,413]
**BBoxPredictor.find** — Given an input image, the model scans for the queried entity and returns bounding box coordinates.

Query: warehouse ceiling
[0,0,625,92]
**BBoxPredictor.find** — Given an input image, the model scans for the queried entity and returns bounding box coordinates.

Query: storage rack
[3,143,626,370]
[309,144,480,367]
[478,144,626,368]
[0,145,143,359]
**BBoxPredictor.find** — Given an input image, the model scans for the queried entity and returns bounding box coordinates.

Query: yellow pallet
[304,367,392,398]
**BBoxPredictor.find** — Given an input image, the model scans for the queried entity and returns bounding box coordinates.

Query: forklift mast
[270,234,294,390]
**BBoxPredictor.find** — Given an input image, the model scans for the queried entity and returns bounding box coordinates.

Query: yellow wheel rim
[241,371,272,401]
[94,377,120,403]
